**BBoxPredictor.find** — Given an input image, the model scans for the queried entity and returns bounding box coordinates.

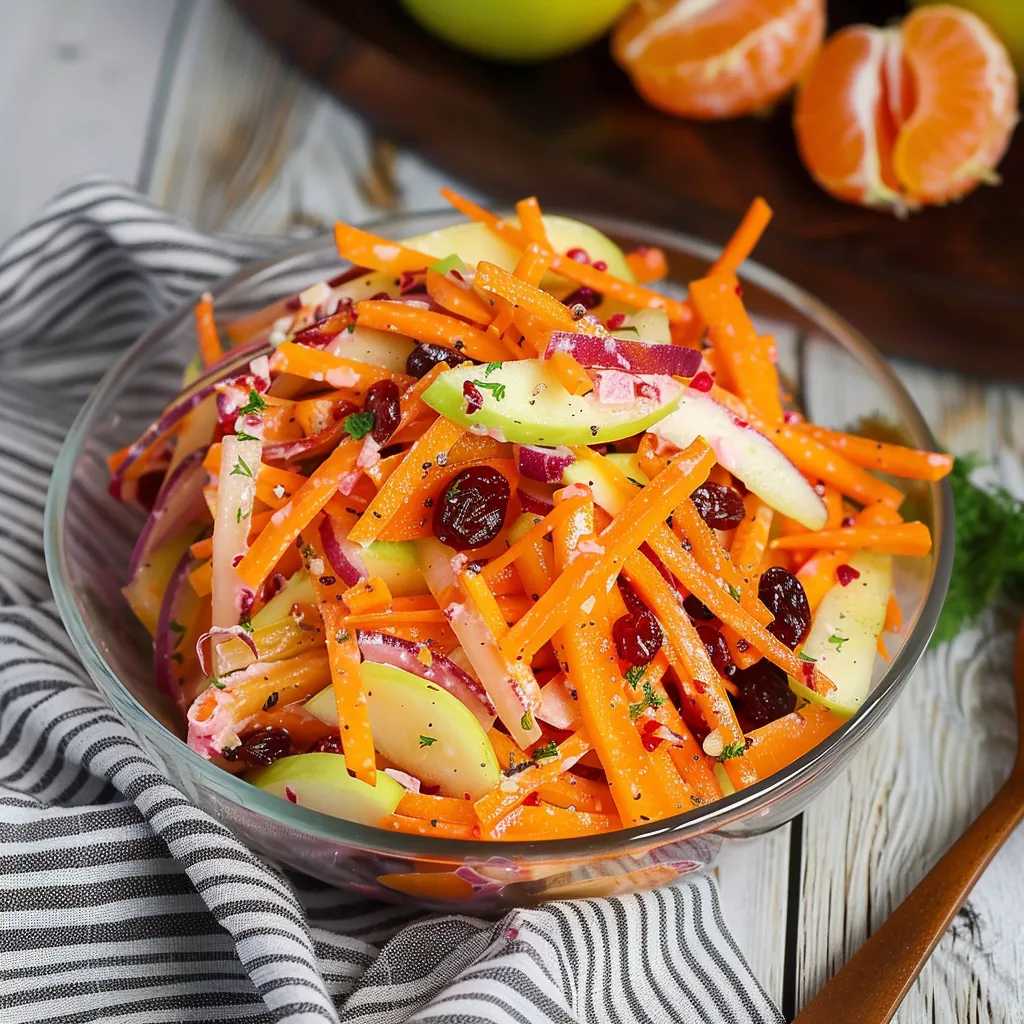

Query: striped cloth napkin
[0,180,784,1024]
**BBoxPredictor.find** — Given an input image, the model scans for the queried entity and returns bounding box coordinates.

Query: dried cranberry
[592,260,608,272]
[733,661,796,730]
[310,733,343,754]
[562,286,601,310]
[606,312,627,330]
[689,371,714,393]
[684,594,716,621]
[434,466,510,550]
[758,566,811,649]
[691,483,746,530]
[237,728,292,767]
[462,381,484,415]
[364,380,401,444]
[696,625,736,678]
[566,247,590,264]
[836,564,861,587]
[406,342,468,379]
[613,610,664,666]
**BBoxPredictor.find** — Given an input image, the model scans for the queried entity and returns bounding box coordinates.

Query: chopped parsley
[624,664,646,688]
[532,739,559,762]
[473,379,506,401]
[230,456,254,479]
[169,620,186,649]
[718,741,747,762]
[239,618,253,633]
[628,681,666,722]
[797,650,817,662]
[484,362,502,377]
[236,506,250,523]
[346,322,356,333]
[419,735,437,748]
[235,431,259,442]
[828,633,848,653]
[726,583,741,602]
[211,678,226,690]
[239,389,266,416]
[344,410,375,440]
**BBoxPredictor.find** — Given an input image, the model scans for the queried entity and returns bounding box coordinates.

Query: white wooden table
[4,2,1021,1020]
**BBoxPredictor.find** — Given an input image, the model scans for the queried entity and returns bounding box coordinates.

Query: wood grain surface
[1,2,1022,1019]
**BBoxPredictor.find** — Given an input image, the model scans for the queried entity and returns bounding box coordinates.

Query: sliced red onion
[547,330,702,378]
[537,673,581,731]
[195,625,258,677]
[356,435,382,470]
[356,629,496,726]
[516,479,556,516]
[262,417,350,466]
[383,768,422,793]
[319,516,366,587]
[111,342,270,490]
[154,548,196,705]
[128,448,208,579]
[517,444,575,484]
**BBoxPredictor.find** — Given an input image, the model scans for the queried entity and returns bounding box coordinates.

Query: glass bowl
[45,210,953,910]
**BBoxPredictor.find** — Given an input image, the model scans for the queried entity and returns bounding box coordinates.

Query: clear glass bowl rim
[45,208,954,864]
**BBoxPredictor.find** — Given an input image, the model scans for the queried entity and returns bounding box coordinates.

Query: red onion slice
[383,768,422,793]
[128,448,208,579]
[356,630,496,726]
[537,673,582,731]
[261,416,351,467]
[154,548,196,705]
[517,444,575,484]
[196,626,258,677]
[516,479,556,516]
[319,516,366,587]
[547,330,702,378]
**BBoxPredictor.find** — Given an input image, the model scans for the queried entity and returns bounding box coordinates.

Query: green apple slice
[791,551,893,716]
[361,540,429,597]
[422,359,682,445]
[306,661,500,799]
[248,753,403,824]
[252,569,315,630]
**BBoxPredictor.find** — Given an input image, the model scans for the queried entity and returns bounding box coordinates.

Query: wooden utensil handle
[794,774,1024,1024]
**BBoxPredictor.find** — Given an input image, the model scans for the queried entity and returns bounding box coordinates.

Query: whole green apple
[911,0,1024,69]
[401,0,635,62]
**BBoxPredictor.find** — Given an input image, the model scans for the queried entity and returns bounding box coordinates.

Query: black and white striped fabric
[0,180,785,1024]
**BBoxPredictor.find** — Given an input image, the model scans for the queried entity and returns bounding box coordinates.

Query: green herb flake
[419,735,437,748]
[629,681,666,722]
[532,739,559,762]
[828,633,848,653]
[346,323,356,334]
[169,620,186,649]
[239,389,266,416]
[344,410,376,440]
[230,456,254,479]
[718,741,747,762]
[240,618,253,633]
[624,664,646,688]
[235,431,259,442]
[726,583,741,602]
[484,362,502,377]
[334,629,351,644]
[236,506,250,523]
[473,380,506,401]
[797,651,817,662]
[211,678,226,690]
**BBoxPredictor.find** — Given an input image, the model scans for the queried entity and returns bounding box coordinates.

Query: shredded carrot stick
[270,341,412,388]
[482,496,589,581]
[333,222,433,274]
[709,197,773,279]
[425,269,492,325]
[397,791,478,825]
[348,416,466,548]
[689,276,783,425]
[822,483,844,529]
[623,552,757,790]
[379,813,478,840]
[646,529,836,696]
[515,196,551,247]
[637,431,669,479]
[797,425,955,481]
[474,261,579,330]
[475,729,592,831]
[548,350,593,395]
[302,528,376,785]
[438,188,693,323]
[513,244,552,288]
[354,300,508,363]
[500,439,715,665]
[626,246,668,284]
[194,293,223,368]
[493,803,621,840]
[189,560,212,598]
[885,593,902,633]
[771,522,932,557]
[742,704,844,779]
[341,576,393,615]
[235,439,360,592]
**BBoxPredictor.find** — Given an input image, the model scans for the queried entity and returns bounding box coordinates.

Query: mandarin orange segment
[612,0,826,120]
[894,4,1018,204]
[794,4,1018,211]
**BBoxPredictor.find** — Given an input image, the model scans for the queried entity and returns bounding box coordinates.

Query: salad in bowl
[109,191,951,844]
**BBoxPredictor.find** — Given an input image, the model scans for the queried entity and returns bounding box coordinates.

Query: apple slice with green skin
[423,359,682,445]
[248,753,403,824]
[361,541,430,597]
[252,569,315,630]
[306,661,500,799]
[790,551,893,716]
[650,388,828,531]
[332,327,415,374]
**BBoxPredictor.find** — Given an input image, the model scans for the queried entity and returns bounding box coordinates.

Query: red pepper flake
[640,718,665,752]
[522,792,541,806]
[693,678,707,695]
[732,417,749,429]
[566,247,590,264]
[284,786,298,804]
[836,564,861,587]
[783,410,802,425]
[463,380,484,415]
[606,312,627,330]
[802,661,815,684]
[734,283,744,297]
[592,260,608,272]
[842,515,856,528]
[689,371,714,393]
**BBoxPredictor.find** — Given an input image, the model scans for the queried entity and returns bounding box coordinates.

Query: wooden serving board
[233,0,1022,379]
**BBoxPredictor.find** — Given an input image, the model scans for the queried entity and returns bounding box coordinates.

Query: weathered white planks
[4,1,1024,1019]
[0,0,175,240]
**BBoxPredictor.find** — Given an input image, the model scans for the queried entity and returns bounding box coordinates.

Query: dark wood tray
[234,0,1023,378]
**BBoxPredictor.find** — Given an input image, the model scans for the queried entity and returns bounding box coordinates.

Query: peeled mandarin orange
[794,4,1018,210]
[612,0,826,120]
